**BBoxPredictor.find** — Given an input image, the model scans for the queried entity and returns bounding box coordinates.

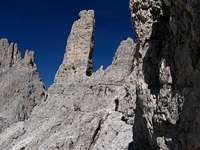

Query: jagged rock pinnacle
[1,0,200,149]
[104,38,136,81]
[23,50,35,67]
[112,38,135,69]
[0,38,20,69]
[0,39,46,134]
[55,10,95,84]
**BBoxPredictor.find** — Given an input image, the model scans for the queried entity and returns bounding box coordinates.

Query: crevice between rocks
[88,119,103,150]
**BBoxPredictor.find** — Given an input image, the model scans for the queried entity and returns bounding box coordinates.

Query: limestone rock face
[106,38,136,80]
[55,10,95,85]
[1,0,200,149]
[0,39,20,70]
[0,11,135,150]
[0,10,137,150]
[130,0,200,149]
[0,39,46,133]
[23,50,35,67]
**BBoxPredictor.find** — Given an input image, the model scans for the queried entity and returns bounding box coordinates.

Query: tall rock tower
[55,10,95,84]
[0,39,20,70]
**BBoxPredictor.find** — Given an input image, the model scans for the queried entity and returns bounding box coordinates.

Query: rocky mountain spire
[104,38,136,81]
[1,0,200,149]
[23,50,35,67]
[111,38,135,74]
[55,10,95,84]
[0,39,21,70]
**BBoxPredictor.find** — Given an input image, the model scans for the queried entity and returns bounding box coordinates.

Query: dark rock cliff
[130,0,200,149]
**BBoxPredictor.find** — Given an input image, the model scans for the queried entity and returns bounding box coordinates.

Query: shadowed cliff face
[0,0,200,150]
[130,0,200,149]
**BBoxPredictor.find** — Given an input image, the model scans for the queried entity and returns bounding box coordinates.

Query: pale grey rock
[0,122,25,148]
[1,0,200,149]
[0,10,136,150]
[91,112,133,150]
[23,50,35,67]
[0,39,20,70]
[104,38,136,81]
[0,39,46,133]
[54,10,95,85]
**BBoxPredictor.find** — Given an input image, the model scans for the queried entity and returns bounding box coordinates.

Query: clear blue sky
[0,0,134,87]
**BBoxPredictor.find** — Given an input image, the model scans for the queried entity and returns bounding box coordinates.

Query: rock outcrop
[0,39,20,70]
[105,38,135,81]
[130,0,200,149]
[0,10,137,150]
[0,39,46,133]
[0,0,200,150]
[55,10,95,85]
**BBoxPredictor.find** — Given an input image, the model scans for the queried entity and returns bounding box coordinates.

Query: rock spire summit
[55,10,95,84]
[0,39,20,70]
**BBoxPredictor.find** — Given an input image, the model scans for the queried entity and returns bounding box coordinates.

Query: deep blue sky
[0,0,134,87]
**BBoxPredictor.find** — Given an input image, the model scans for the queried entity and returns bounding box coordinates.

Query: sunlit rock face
[0,0,200,149]
[0,10,137,150]
[0,39,20,70]
[0,39,46,133]
[54,10,95,85]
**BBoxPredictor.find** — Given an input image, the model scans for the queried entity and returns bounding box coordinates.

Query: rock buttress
[129,0,200,149]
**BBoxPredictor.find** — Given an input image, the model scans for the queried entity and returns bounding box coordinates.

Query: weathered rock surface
[0,39,46,133]
[130,0,200,149]
[55,10,95,85]
[1,0,200,149]
[0,39,20,70]
[0,10,137,150]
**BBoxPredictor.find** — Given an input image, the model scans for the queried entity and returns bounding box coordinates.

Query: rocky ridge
[0,39,46,134]
[0,0,200,150]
